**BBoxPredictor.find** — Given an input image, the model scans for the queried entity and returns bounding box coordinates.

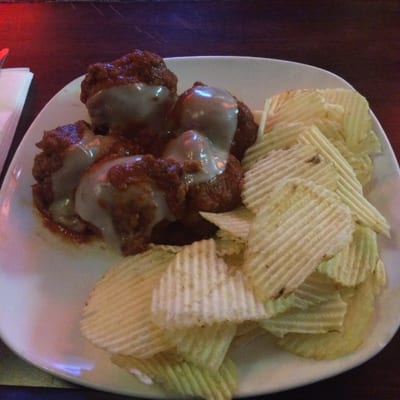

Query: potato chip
[242,143,338,212]
[352,129,382,156]
[260,292,347,337]
[263,272,338,317]
[149,243,184,254]
[330,138,373,186]
[276,271,378,359]
[372,259,387,294]
[336,176,390,236]
[164,323,237,371]
[199,207,253,241]
[242,122,307,170]
[317,225,379,286]
[320,89,381,155]
[312,118,345,143]
[221,251,245,276]
[264,89,300,117]
[320,88,381,156]
[353,154,373,186]
[152,246,268,328]
[231,322,270,349]
[297,126,389,235]
[112,352,237,400]
[243,178,354,301]
[151,239,229,328]
[80,248,174,358]
[255,97,270,137]
[263,294,297,317]
[215,230,246,257]
[298,125,363,193]
[243,117,346,172]
[235,320,259,337]
[265,90,328,129]
[324,102,345,124]
[264,273,339,317]
[290,272,340,308]
[319,88,372,152]
[204,270,269,323]
[252,109,265,126]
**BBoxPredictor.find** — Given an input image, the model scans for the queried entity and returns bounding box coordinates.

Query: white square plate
[1,56,400,398]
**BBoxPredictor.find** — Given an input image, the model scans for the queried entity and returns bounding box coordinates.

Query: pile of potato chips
[80,88,389,400]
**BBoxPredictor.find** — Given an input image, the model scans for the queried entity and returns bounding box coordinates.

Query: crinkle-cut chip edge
[200,207,253,241]
[298,125,363,194]
[372,259,387,295]
[279,271,341,313]
[242,122,308,170]
[231,322,271,349]
[215,231,246,257]
[336,176,390,237]
[265,90,328,129]
[259,292,347,337]
[242,143,339,213]
[153,260,268,328]
[149,243,184,253]
[80,248,174,358]
[111,352,238,400]
[276,271,378,359]
[243,178,354,301]
[319,88,372,152]
[164,323,237,371]
[151,239,230,329]
[317,225,379,287]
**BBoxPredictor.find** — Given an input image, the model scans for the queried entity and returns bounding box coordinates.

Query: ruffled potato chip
[260,292,347,337]
[112,352,237,400]
[242,122,308,170]
[242,142,338,212]
[317,225,379,286]
[152,240,268,328]
[243,178,354,301]
[319,88,372,153]
[276,271,378,359]
[200,207,253,241]
[80,248,174,358]
[336,176,390,236]
[298,125,363,193]
[265,90,328,129]
[215,230,246,257]
[164,323,237,371]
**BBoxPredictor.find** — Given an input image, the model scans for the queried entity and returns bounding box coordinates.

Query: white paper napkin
[0,68,33,174]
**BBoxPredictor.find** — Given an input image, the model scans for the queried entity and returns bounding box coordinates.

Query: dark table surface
[0,1,399,399]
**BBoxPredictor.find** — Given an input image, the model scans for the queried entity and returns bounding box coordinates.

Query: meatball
[80,50,178,103]
[32,120,143,232]
[167,82,258,160]
[181,154,244,237]
[33,120,93,213]
[75,155,187,255]
[80,50,178,149]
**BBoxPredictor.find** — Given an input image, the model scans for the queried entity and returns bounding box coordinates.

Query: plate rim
[1,55,399,398]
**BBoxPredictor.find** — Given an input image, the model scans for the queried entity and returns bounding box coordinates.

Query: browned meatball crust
[32,120,92,211]
[32,120,143,217]
[80,50,178,104]
[181,154,244,236]
[104,155,187,255]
